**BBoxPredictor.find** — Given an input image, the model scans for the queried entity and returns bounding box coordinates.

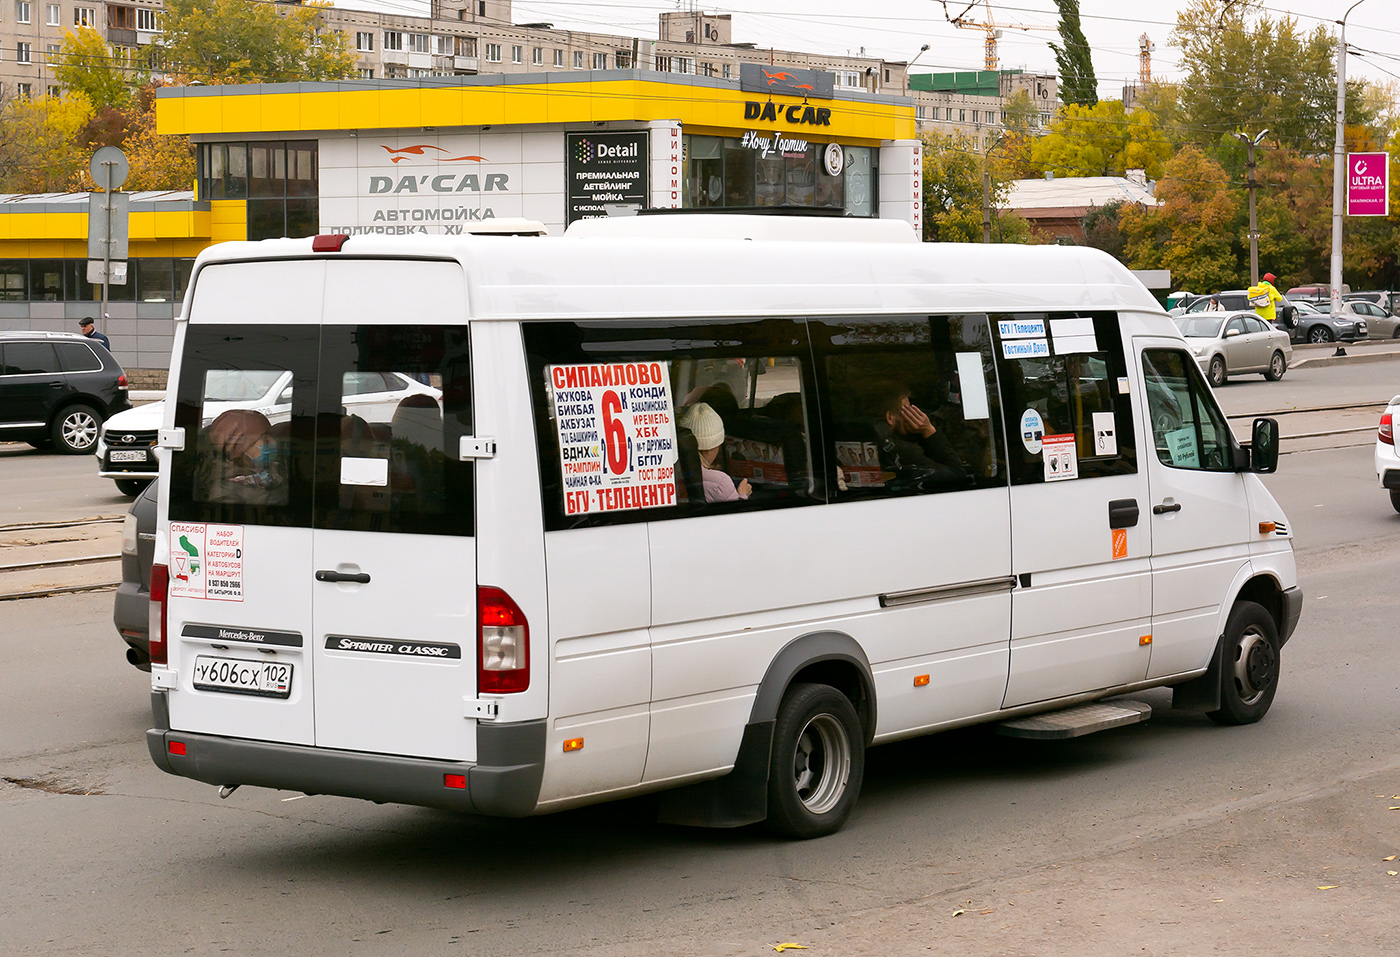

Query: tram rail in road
[0,515,124,601]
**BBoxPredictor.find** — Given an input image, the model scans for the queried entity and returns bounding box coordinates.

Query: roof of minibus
[195,233,1168,323]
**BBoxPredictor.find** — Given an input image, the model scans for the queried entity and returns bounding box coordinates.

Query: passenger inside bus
[678,402,751,503]
[870,381,966,488]
[199,408,287,505]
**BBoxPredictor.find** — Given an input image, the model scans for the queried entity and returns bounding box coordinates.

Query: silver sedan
[1176,311,1293,386]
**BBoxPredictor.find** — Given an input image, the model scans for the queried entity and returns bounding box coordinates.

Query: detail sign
[1346,152,1390,217]
[565,131,649,225]
[549,362,678,516]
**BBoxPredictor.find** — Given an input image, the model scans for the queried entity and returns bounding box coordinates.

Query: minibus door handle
[1152,501,1182,515]
[315,570,371,584]
[1108,498,1139,529]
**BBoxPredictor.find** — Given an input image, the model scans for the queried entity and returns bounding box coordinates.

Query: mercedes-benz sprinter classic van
[146,227,1302,838]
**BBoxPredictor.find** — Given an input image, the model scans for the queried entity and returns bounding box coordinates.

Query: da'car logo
[762,70,795,85]
[382,145,487,164]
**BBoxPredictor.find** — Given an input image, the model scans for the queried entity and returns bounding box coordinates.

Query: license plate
[192,656,292,698]
[109,449,148,463]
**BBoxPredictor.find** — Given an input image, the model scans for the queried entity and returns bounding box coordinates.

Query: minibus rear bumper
[147,695,545,816]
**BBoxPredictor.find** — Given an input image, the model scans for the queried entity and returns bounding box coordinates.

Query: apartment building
[911,69,1060,146]
[0,0,163,98]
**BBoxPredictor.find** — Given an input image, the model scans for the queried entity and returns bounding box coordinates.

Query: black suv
[0,331,131,453]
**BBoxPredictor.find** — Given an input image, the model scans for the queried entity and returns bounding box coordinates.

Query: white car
[97,370,440,495]
[1376,394,1400,512]
[1175,311,1292,386]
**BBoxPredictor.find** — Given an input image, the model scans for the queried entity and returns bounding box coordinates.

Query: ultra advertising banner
[1346,152,1390,217]
[565,131,650,224]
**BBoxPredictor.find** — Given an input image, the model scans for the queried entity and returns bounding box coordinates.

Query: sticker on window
[1042,433,1078,482]
[169,521,244,601]
[1165,427,1200,468]
[835,440,884,488]
[725,437,788,485]
[549,362,679,515]
[1002,338,1050,360]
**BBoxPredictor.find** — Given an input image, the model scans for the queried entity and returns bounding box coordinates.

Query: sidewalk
[1290,336,1400,368]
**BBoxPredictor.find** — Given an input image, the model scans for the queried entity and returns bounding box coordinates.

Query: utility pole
[982,152,992,243]
[1331,0,1370,314]
[1235,129,1268,287]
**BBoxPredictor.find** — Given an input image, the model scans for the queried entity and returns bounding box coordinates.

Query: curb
[1292,350,1400,369]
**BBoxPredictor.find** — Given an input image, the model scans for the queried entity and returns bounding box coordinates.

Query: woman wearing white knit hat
[678,402,751,503]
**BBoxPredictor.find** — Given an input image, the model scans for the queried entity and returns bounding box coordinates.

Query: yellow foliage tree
[0,91,96,193]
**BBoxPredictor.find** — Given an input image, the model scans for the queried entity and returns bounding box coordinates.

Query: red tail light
[311,234,350,252]
[116,374,128,390]
[478,586,529,693]
[1381,412,1394,446]
[149,563,169,666]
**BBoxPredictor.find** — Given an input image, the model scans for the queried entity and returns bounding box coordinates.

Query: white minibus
[146,224,1301,838]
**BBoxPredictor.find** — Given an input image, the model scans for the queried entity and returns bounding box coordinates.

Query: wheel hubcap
[63,413,97,449]
[791,712,851,815]
[1232,627,1276,706]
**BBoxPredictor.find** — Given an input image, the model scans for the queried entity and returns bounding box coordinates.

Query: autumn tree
[921,132,1032,244]
[54,28,135,112]
[157,0,356,84]
[1172,0,1336,152]
[1049,0,1097,107]
[0,91,95,192]
[1029,99,1173,179]
[1120,146,1244,291]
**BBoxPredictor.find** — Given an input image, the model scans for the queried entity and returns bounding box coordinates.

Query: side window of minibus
[169,324,317,528]
[808,314,1004,499]
[992,312,1138,485]
[312,326,473,536]
[1141,349,1236,471]
[522,319,820,530]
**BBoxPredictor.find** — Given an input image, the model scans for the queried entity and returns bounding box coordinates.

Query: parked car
[115,479,157,670]
[1181,290,1252,314]
[1375,395,1400,514]
[1273,305,1368,344]
[95,371,442,495]
[1176,311,1292,385]
[1285,283,1349,302]
[96,401,161,496]
[0,330,131,453]
[1340,299,1399,337]
[1347,290,1399,315]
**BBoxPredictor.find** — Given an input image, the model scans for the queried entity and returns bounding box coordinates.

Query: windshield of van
[1178,317,1224,338]
[203,370,285,401]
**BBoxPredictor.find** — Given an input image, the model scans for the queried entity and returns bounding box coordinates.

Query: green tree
[54,28,134,111]
[1029,100,1173,179]
[1173,0,1335,152]
[921,132,1032,244]
[157,0,355,84]
[1049,0,1097,107]
[1120,146,1244,291]
[1080,200,1127,262]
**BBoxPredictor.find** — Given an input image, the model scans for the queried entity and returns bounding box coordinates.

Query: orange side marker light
[563,738,585,752]
[1140,635,1153,646]
[1259,521,1277,534]
[914,674,930,687]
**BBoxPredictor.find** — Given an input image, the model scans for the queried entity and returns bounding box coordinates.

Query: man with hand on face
[871,382,965,487]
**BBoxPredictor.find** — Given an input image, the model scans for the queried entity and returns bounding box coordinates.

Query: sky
[340,0,1400,97]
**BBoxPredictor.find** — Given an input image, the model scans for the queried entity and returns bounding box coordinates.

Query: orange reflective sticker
[1111,528,1128,560]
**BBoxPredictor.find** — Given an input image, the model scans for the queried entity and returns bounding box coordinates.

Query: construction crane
[1139,33,1154,84]
[939,1,1057,71]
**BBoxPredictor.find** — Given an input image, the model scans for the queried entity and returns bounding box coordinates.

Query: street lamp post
[1331,0,1370,315]
[904,43,930,98]
[1235,129,1269,287]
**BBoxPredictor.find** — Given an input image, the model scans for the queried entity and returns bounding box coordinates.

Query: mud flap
[1171,635,1224,712]
[656,720,773,828]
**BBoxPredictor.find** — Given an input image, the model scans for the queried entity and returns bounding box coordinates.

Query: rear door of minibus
[164,258,479,762]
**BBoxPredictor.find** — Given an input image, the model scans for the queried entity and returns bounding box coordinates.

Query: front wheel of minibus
[767,683,864,839]
[1207,601,1280,726]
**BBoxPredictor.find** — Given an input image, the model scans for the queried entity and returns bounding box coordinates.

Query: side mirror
[278,387,293,404]
[1224,328,1241,338]
[1250,417,1279,473]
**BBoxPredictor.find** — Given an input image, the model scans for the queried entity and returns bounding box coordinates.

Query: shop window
[992,312,1137,485]
[811,315,1003,499]
[175,259,194,301]
[0,261,27,301]
[30,260,64,301]
[1141,349,1237,471]
[286,142,317,196]
[65,261,95,302]
[523,318,821,530]
[249,141,286,198]
[843,146,875,217]
[284,198,318,239]
[140,258,175,302]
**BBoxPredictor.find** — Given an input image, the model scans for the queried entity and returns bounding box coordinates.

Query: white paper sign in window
[549,362,679,516]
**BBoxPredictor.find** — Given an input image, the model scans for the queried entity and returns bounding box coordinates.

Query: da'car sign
[1346,152,1390,217]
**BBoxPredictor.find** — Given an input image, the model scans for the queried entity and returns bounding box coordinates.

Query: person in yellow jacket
[1249,272,1285,324]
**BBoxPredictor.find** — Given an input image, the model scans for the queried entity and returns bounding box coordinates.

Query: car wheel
[1264,351,1287,381]
[1207,601,1280,726]
[766,682,864,839]
[1307,326,1333,343]
[51,404,102,454]
[1208,355,1227,387]
[115,479,150,497]
[1390,489,1400,514]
